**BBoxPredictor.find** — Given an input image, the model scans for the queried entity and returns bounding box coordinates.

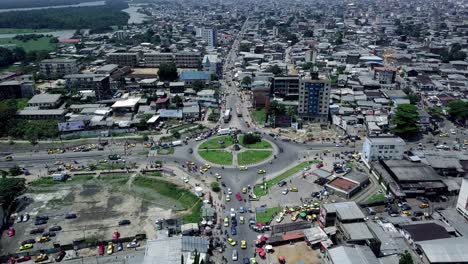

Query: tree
[0,177,26,207]
[211,182,220,192]
[192,80,205,92]
[243,134,262,145]
[171,95,183,107]
[268,100,286,116]
[241,76,252,87]
[427,106,444,119]
[0,47,14,67]
[171,130,181,139]
[303,30,314,38]
[9,165,22,176]
[399,251,414,264]
[402,87,420,105]
[447,100,468,123]
[266,65,283,75]
[158,63,178,82]
[302,62,315,70]
[391,104,420,136]
[334,32,344,45]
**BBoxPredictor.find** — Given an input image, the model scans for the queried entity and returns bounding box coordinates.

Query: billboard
[58,121,85,132]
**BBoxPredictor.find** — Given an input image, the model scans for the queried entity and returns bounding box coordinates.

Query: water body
[0,30,76,39]
[122,6,149,24]
[0,1,105,13]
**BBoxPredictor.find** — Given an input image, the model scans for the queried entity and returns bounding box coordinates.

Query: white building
[362,136,406,164]
[456,178,468,219]
[39,59,79,79]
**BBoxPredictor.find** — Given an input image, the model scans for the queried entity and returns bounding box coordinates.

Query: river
[0,1,106,13]
[0,30,76,39]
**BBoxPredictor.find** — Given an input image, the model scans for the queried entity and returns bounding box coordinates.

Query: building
[374,66,397,84]
[17,109,66,120]
[174,52,201,68]
[457,178,468,219]
[362,136,406,163]
[198,27,217,47]
[27,94,62,109]
[323,245,379,264]
[179,71,210,86]
[39,59,79,79]
[144,52,174,67]
[107,52,139,67]
[416,237,468,264]
[202,54,221,76]
[0,80,35,99]
[272,76,300,99]
[298,77,330,123]
[319,201,365,228]
[113,30,127,40]
[251,81,271,108]
[325,172,370,198]
[64,74,111,100]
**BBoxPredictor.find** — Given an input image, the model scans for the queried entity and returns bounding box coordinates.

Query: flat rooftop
[417,237,468,263]
[327,177,358,191]
[382,160,441,182]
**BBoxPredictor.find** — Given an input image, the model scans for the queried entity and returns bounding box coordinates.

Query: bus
[223,109,231,123]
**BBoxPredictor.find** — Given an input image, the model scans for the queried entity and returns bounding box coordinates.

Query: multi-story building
[39,59,79,79]
[362,136,406,163]
[64,74,111,100]
[144,52,175,67]
[298,77,330,122]
[374,66,397,84]
[0,80,35,99]
[107,53,139,67]
[174,51,201,68]
[272,76,300,99]
[457,178,468,219]
[198,27,217,47]
[202,54,221,76]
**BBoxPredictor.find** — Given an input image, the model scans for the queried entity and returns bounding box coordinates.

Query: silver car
[232,249,238,261]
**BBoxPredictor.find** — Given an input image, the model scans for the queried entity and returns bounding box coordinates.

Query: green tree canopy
[192,80,205,92]
[391,104,420,136]
[242,133,262,145]
[241,76,252,86]
[399,251,414,264]
[266,65,283,75]
[447,100,468,123]
[158,63,178,82]
[0,177,26,206]
[171,95,183,107]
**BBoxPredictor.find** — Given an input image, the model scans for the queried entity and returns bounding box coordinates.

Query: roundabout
[196,134,277,167]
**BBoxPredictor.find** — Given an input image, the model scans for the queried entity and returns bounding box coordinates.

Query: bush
[242,133,261,145]
[211,182,220,192]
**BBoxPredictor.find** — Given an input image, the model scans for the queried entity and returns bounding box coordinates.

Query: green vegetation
[137,150,149,156]
[251,108,266,124]
[148,171,162,177]
[68,175,94,183]
[239,135,272,149]
[30,177,58,186]
[399,251,414,264]
[133,177,202,223]
[158,63,178,82]
[0,0,101,9]
[447,100,468,123]
[157,148,174,155]
[0,178,26,207]
[198,150,233,165]
[0,28,55,34]
[237,150,272,165]
[366,193,386,203]
[211,182,220,192]
[255,207,281,223]
[253,160,319,196]
[0,1,129,32]
[199,135,233,149]
[391,104,420,136]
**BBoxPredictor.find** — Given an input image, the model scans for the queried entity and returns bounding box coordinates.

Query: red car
[235,192,242,201]
[16,256,31,263]
[7,227,15,237]
[98,244,105,255]
[316,163,323,168]
[112,231,120,240]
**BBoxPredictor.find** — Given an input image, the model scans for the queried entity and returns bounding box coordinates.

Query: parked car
[277,181,287,187]
[19,244,33,250]
[127,240,140,248]
[54,251,66,262]
[30,228,44,235]
[7,227,15,237]
[118,219,131,225]
[21,239,36,245]
[49,226,62,232]
[65,213,77,219]
[35,219,47,226]
[232,249,238,261]
[107,243,113,255]
[117,241,123,251]
[231,226,237,235]
[98,244,105,255]
[15,256,31,263]
[22,214,30,222]
[35,216,49,221]
[282,188,289,195]
[35,253,48,263]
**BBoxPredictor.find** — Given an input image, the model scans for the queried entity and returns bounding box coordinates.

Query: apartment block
[174,51,201,68]
[298,77,331,122]
[64,74,111,100]
[144,52,175,67]
[107,52,139,67]
[362,136,406,163]
[39,59,79,79]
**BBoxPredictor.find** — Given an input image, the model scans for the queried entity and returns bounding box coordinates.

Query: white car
[227,188,232,195]
[232,249,238,261]
[195,137,203,141]
[183,178,189,183]
[22,214,29,222]
[230,208,236,218]
[282,188,289,195]
[275,213,284,223]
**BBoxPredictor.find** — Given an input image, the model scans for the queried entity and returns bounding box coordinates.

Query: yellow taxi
[291,212,300,221]
[215,173,222,179]
[224,217,229,227]
[204,164,211,169]
[107,242,113,255]
[227,238,237,246]
[242,187,247,193]
[35,253,48,263]
[289,187,298,192]
[241,240,247,249]
[257,169,266,174]
[402,211,411,216]
[4,156,13,161]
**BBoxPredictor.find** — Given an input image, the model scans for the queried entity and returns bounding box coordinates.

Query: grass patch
[147,171,162,177]
[366,193,386,203]
[256,207,281,223]
[0,37,56,52]
[253,184,268,197]
[30,177,58,186]
[137,150,149,156]
[239,135,272,149]
[237,150,272,165]
[68,175,94,183]
[157,147,174,155]
[199,135,234,149]
[254,160,319,197]
[168,124,198,134]
[251,108,266,124]
[0,28,55,34]
[133,177,202,223]
[98,174,129,182]
[198,150,233,165]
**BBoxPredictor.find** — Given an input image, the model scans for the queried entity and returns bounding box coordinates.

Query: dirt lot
[0,174,172,257]
[267,242,321,264]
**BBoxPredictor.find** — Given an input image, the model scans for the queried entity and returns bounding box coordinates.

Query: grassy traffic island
[198,149,233,165]
[237,150,273,166]
[199,135,234,149]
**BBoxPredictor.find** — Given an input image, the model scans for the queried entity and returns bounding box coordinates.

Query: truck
[171,140,183,147]
[223,109,231,123]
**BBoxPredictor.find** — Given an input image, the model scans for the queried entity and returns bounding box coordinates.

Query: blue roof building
[180,71,211,81]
